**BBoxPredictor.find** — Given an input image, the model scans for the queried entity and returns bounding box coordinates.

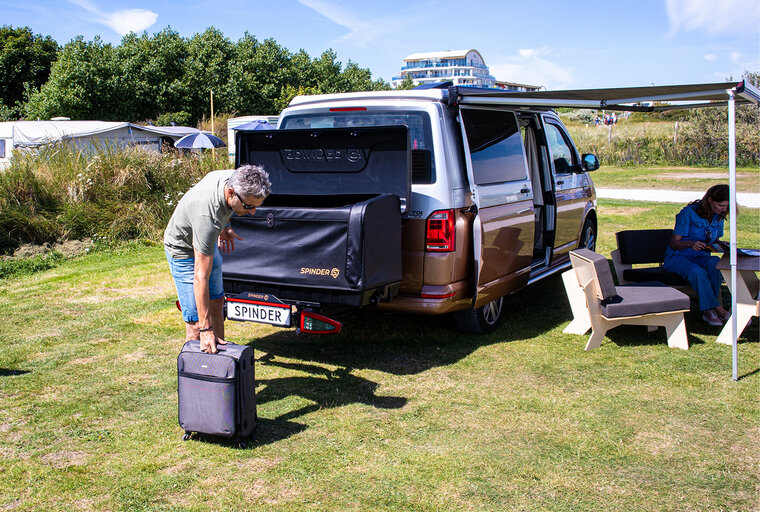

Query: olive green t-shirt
[163,169,234,259]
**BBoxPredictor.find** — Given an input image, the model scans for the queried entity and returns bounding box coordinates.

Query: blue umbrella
[232,120,275,131]
[174,132,226,149]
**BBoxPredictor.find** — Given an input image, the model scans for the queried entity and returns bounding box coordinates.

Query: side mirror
[581,153,600,172]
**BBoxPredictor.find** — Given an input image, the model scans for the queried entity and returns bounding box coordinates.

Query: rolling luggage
[177,340,257,446]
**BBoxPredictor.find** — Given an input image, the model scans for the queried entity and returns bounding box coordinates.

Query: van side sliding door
[459,107,535,308]
[542,116,585,258]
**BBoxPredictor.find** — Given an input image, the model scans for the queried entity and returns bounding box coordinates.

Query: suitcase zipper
[178,371,234,383]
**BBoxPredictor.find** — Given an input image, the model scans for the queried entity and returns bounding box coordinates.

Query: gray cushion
[601,282,690,319]
[573,248,617,300]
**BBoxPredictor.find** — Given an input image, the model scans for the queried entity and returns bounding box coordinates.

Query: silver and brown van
[222,85,599,334]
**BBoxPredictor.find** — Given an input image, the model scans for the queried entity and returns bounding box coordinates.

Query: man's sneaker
[718,309,731,323]
[702,309,723,326]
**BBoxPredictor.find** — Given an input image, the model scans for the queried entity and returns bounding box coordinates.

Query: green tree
[341,60,389,92]
[24,36,124,120]
[116,28,188,121]
[182,27,233,122]
[0,25,58,118]
[225,35,293,115]
[395,74,416,90]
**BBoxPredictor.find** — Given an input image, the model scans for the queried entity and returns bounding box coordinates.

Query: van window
[545,123,575,174]
[0,139,5,159]
[280,110,435,184]
[461,109,528,185]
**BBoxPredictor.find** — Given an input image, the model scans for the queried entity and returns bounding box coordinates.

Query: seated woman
[663,184,730,326]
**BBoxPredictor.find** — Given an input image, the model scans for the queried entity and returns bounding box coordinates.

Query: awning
[451,80,760,112]
[451,79,759,380]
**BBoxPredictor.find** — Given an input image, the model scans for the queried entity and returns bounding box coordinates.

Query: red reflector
[420,292,456,299]
[329,107,367,112]
[299,311,342,334]
[176,300,182,311]
[426,209,456,252]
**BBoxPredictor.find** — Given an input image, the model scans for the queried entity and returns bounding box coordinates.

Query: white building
[495,80,542,92]
[391,49,497,88]
[0,120,200,169]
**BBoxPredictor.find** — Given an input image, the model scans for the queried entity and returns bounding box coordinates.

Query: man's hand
[218,226,243,254]
[199,329,228,354]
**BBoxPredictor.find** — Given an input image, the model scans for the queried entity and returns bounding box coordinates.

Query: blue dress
[663,204,724,311]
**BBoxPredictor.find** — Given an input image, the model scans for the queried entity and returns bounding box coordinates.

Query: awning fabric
[451,80,760,112]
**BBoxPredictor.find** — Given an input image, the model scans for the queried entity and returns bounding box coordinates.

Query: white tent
[0,120,201,168]
[452,79,760,380]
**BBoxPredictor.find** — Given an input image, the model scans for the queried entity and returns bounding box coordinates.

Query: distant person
[663,184,730,326]
[164,164,271,353]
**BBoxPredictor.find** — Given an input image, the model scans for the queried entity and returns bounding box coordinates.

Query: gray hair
[228,164,271,199]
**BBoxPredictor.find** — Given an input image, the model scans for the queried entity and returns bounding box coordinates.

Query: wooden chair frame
[564,251,690,351]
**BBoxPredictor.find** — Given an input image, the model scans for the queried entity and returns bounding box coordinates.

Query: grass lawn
[1,199,758,511]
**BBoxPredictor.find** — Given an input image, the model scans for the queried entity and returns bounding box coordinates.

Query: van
[222,85,599,333]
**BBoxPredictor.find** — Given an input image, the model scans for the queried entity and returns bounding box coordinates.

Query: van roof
[288,89,448,107]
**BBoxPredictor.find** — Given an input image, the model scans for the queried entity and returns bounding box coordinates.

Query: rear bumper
[378,281,473,315]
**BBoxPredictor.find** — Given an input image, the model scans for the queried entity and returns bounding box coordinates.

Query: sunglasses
[235,190,258,210]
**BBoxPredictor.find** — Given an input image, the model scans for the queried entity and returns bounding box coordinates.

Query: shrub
[0,143,226,254]
[560,109,596,124]
[0,250,64,279]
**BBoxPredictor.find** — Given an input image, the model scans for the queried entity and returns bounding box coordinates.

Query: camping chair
[565,248,691,350]
[610,229,689,288]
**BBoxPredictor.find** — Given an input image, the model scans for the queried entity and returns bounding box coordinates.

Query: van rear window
[280,111,435,184]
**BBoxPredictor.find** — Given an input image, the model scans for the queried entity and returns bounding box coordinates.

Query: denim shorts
[165,247,224,323]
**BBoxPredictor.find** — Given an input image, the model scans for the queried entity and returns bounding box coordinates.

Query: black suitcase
[177,340,257,446]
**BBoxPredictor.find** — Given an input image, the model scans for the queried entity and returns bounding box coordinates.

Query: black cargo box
[223,126,410,308]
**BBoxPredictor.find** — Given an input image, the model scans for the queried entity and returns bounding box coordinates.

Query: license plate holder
[226,292,292,327]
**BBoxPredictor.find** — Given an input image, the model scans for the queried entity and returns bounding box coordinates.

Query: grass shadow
[0,368,29,376]
[181,418,309,449]
[247,273,572,376]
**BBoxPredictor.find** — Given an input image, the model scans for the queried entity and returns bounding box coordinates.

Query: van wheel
[452,297,504,334]
[579,218,596,251]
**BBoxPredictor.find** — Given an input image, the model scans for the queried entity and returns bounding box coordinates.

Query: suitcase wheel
[182,432,191,441]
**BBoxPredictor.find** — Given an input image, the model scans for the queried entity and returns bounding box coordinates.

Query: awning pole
[727,91,738,381]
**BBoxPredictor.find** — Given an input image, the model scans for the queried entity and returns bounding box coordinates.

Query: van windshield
[280,110,435,184]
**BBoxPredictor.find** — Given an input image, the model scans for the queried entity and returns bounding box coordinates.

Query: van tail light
[298,310,342,334]
[426,209,456,252]
[176,300,182,311]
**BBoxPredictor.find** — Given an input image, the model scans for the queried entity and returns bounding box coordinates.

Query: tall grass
[0,142,230,254]
[565,118,760,167]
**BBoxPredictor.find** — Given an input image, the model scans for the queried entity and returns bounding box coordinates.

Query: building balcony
[400,61,486,71]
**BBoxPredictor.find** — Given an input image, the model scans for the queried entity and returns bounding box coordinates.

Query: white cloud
[68,0,157,36]
[665,0,759,36]
[703,53,717,62]
[102,9,158,35]
[489,47,574,90]
[298,0,405,47]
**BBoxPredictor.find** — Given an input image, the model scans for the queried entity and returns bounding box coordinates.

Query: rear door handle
[556,180,564,185]
[520,187,530,194]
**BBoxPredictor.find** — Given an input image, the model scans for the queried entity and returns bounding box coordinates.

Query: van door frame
[541,114,586,259]
[458,105,536,308]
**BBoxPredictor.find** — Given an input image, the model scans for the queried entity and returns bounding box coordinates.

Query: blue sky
[2,0,758,89]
